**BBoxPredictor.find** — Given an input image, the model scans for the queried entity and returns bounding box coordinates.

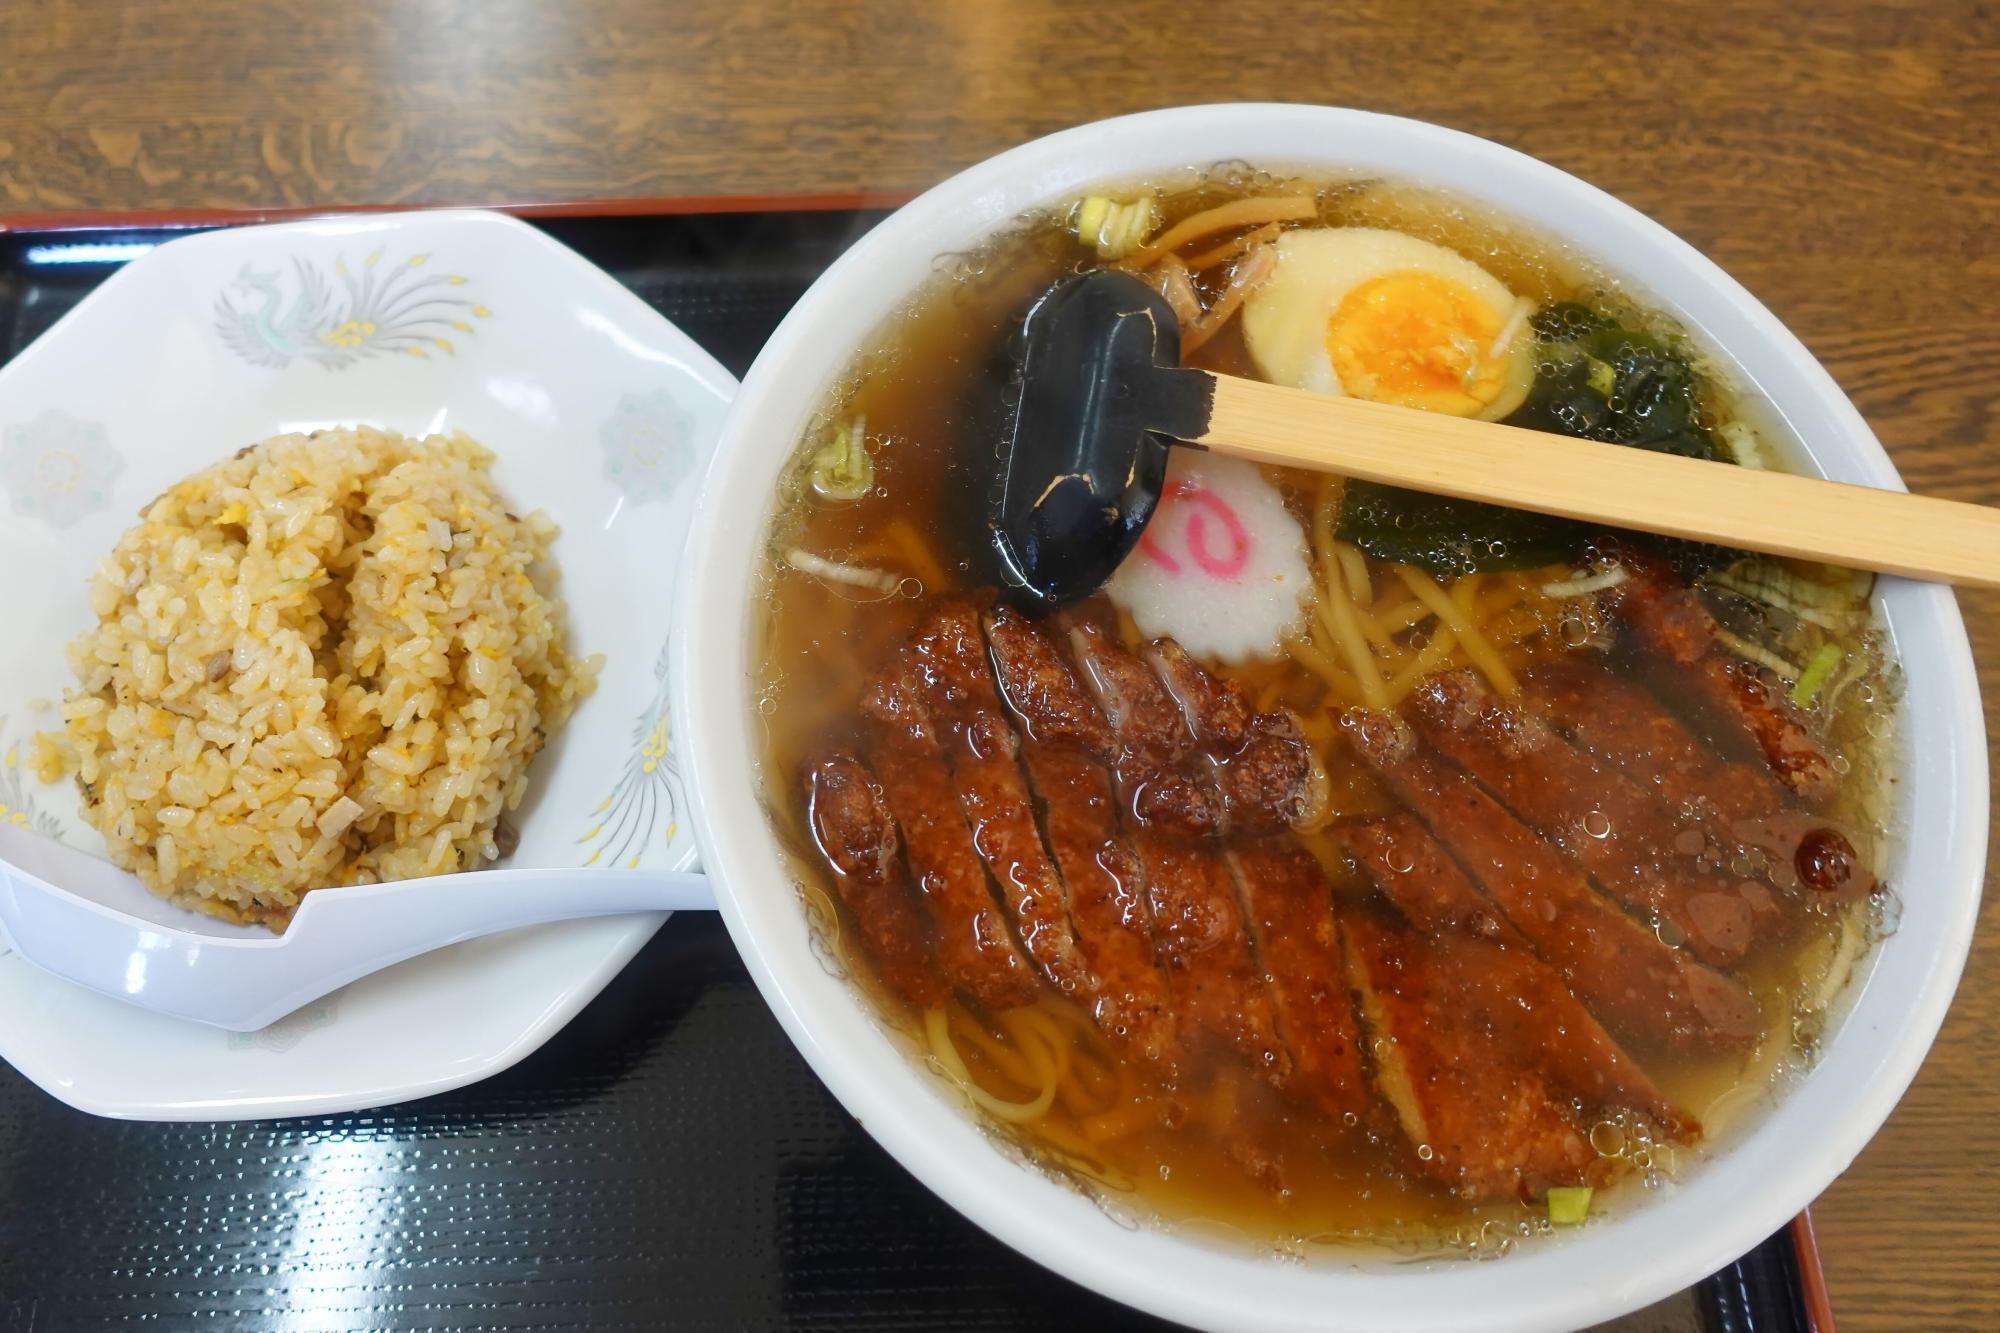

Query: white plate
[0,210,730,1120]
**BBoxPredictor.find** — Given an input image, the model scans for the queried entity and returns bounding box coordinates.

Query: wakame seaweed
[1508,303,1726,461]
[1333,489,1584,576]
[1336,303,1733,576]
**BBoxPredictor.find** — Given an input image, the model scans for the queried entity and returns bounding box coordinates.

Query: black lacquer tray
[0,206,1829,1333]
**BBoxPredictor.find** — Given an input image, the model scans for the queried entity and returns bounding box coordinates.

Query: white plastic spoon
[0,821,716,1032]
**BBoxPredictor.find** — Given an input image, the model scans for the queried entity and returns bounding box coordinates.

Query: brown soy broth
[943,994,1468,1243]
[752,172,1891,1253]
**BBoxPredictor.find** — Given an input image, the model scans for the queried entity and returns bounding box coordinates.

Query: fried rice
[31,427,599,927]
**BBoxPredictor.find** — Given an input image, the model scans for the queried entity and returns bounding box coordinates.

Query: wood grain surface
[1,1,1995,1326]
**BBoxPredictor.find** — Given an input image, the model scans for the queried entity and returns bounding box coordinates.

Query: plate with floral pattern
[0,210,728,1119]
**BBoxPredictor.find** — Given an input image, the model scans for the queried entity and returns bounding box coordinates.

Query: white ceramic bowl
[675,106,1987,1332]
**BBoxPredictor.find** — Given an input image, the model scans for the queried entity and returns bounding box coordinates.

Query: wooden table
[1,1,1993,1326]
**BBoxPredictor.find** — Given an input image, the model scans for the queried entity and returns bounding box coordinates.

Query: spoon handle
[1196,373,2000,587]
[0,851,715,1032]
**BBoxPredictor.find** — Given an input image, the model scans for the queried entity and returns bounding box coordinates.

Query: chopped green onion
[1546,1185,1593,1226]
[1075,196,1111,246]
[1584,357,1616,398]
[807,418,874,503]
[1074,195,1159,260]
[1790,642,1846,708]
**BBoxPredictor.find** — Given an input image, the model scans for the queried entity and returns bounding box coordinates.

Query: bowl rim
[674,103,1987,1332]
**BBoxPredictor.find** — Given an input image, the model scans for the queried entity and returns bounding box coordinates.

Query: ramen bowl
[673,105,1986,1332]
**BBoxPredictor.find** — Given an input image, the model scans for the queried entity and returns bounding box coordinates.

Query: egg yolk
[1326,271,1512,416]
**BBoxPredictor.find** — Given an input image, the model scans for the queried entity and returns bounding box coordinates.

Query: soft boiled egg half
[1241,227,1537,421]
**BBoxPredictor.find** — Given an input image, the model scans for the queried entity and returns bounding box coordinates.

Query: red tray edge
[1792,1208,1837,1332]
[0,188,920,234]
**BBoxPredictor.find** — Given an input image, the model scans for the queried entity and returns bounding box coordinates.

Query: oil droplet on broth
[1582,809,1612,840]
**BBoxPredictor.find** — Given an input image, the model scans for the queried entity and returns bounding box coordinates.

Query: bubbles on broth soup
[1203,159,1264,192]
[931,249,988,282]
[1459,1217,1518,1261]
[1874,886,1904,938]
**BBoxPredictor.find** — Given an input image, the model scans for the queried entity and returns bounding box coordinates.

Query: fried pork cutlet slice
[862,657,1042,1010]
[1339,815,1690,1137]
[803,751,946,1008]
[1145,638,1328,835]
[1345,713,1758,1053]
[1518,657,1782,824]
[1341,902,1594,1202]
[1068,619,1290,1078]
[1606,556,1837,804]
[984,606,1177,1066]
[1517,659,1874,901]
[1409,671,1785,967]
[1143,637,1366,1120]
[904,600,1093,999]
[1226,837,1371,1122]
